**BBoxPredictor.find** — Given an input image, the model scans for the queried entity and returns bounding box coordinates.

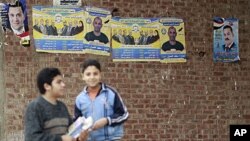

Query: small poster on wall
[110,17,161,62]
[32,6,85,53]
[213,17,240,62]
[83,6,112,56]
[159,18,187,63]
[0,0,30,47]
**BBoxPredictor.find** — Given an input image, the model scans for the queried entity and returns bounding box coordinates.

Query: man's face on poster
[40,19,44,25]
[51,21,55,26]
[8,6,25,31]
[78,21,83,27]
[113,29,117,35]
[129,30,132,36]
[63,21,67,26]
[149,29,153,36]
[140,30,144,36]
[69,21,72,27]
[118,29,122,35]
[93,18,102,33]
[223,28,234,47]
[168,27,177,41]
[34,19,39,25]
[55,16,62,23]
[45,19,49,26]
[123,30,127,36]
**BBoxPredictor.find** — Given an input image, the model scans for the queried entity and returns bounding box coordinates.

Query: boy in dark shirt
[24,67,87,141]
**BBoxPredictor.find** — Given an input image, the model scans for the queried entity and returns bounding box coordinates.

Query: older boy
[25,67,87,141]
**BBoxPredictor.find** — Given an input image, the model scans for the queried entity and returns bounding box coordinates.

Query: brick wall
[1,0,250,141]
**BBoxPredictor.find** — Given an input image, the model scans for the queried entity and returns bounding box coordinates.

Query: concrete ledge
[0,20,6,141]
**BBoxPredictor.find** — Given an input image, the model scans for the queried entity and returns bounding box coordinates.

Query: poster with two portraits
[0,0,30,47]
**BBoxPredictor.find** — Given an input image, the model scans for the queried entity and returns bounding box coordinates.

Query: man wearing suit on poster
[50,20,58,36]
[74,20,84,35]
[127,30,135,45]
[39,19,47,35]
[146,29,159,44]
[146,29,154,44]
[162,26,184,51]
[142,30,149,45]
[33,19,41,33]
[111,29,120,43]
[45,19,52,35]
[71,20,78,36]
[66,21,73,36]
[152,30,160,42]
[222,25,236,52]
[138,30,145,45]
[84,16,109,44]
[7,0,30,47]
[61,20,68,36]
[117,29,125,44]
[122,29,130,45]
[7,0,28,35]
[45,19,58,36]
[71,20,84,36]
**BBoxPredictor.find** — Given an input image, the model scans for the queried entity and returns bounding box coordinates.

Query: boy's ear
[81,73,85,81]
[44,83,51,91]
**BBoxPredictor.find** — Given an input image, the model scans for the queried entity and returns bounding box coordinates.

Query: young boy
[74,59,129,141]
[25,67,87,141]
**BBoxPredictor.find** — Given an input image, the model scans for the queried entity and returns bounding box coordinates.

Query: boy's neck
[42,93,57,105]
[88,84,101,93]
[87,85,101,100]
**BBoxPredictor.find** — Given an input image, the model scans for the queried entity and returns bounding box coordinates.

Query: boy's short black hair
[80,59,101,73]
[37,67,61,94]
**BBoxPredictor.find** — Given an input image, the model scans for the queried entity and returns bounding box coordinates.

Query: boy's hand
[61,135,76,141]
[91,118,108,131]
[78,130,89,141]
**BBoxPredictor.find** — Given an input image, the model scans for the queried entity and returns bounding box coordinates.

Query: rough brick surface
[1,0,250,141]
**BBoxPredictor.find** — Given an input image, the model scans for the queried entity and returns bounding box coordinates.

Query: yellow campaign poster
[159,18,187,63]
[32,6,85,53]
[111,18,161,62]
[83,6,111,56]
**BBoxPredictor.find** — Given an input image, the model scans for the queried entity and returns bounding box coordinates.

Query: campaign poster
[159,18,186,63]
[83,6,111,56]
[33,6,84,53]
[111,18,161,62]
[0,0,30,47]
[213,17,239,62]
